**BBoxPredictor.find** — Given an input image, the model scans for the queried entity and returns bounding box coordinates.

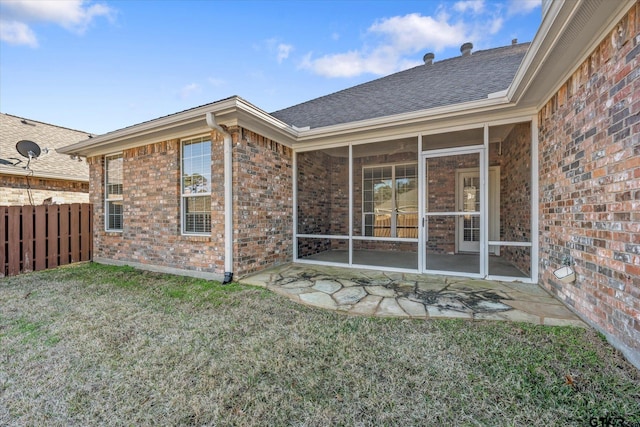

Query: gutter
[206,112,234,284]
[0,168,89,182]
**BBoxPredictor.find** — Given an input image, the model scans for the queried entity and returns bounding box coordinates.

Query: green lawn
[1,263,638,426]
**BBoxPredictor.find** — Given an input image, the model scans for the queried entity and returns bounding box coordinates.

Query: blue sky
[0,0,542,134]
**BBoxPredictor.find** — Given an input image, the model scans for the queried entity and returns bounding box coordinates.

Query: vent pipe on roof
[460,42,473,56]
[423,52,435,65]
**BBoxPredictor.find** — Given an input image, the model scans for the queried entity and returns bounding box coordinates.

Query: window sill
[181,233,211,242]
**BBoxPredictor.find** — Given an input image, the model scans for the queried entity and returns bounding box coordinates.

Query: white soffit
[510,0,634,109]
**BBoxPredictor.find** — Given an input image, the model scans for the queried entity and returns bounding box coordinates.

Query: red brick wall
[233,127,293,275]
[500,123,532,275]
[538,5,639,359]
[1,174,88,206]
[89,128,293,278]
[89,138,225,275]
[296,150,332,257]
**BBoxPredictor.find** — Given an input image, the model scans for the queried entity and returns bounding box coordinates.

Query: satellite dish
[16,140,41,159]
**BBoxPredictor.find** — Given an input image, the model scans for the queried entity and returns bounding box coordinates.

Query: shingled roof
[0,113,91,181]
[271,42,530,129]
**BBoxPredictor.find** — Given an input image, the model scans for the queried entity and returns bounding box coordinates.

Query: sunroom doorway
[420,122,534,280]
[423,148,483,276]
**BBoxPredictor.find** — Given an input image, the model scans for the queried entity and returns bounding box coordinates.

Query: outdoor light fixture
[553,266,575,284]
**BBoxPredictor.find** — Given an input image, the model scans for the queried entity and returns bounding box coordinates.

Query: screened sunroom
[293,119,538,282]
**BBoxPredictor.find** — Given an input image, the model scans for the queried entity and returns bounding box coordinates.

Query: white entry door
[457,171,481,252]
[456,167,499,253]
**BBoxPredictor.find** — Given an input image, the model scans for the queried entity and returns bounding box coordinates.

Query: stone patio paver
[398,298,427,317]
[312,280,342,294]
[243,263,585,326]
[333,287,367,305]
[299,292,337,309]
[350,295,383,315]
[376,298,408,317]
[365,286,396,297]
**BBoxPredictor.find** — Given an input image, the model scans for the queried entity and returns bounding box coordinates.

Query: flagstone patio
[240,263,585,326]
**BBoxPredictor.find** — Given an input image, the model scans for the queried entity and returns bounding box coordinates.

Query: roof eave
[507,0,634,108]
[294,95,520,142]
[58,97,299,157]
[0,168,89,183]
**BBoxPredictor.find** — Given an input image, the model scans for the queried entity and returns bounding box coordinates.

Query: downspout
[206,112,233,284]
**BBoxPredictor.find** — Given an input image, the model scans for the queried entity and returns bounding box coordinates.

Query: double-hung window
[181,136,212,234]
[105,153,123,231]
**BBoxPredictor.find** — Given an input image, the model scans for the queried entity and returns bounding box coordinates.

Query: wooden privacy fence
[0,203,93,278]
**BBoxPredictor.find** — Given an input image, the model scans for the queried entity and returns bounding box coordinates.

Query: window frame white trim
[180,135,213,236]
[104,152,124,232]
[361,161,418,238]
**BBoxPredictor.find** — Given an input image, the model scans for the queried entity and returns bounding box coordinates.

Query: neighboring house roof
[0,113,91,181]
[271,43,530,129]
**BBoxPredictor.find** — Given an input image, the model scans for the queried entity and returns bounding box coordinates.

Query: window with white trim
[105,153,123,231]
[362,163,418,238]
[181,136,212,234]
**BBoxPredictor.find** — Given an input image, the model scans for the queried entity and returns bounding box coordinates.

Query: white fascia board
[235,98,299,142]
[0,169,89,182]
[293,107,537,153]
[533,0,635,110]
[294,96,513,142]
[58,98,239,155]
[506,0,572,103]
[58,97,298,157]
[508,0,633,108]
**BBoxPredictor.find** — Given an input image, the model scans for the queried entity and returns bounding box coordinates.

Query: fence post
[34,205,47,271]
[59,204,70,266]
[22,205,34,273]
[70,203,80,263]
[0,207,6,277]
[80,204,91,261]
[7,206,21,276]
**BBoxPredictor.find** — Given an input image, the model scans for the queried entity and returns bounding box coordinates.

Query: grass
[0,262,638,426]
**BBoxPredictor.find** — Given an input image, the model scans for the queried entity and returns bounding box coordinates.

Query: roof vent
[423,52,435,65]
[512,38,518,45]
[460,42,473,56]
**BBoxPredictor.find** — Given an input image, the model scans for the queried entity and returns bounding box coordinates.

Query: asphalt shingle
[0,113,91,180]
[271,43,530,129]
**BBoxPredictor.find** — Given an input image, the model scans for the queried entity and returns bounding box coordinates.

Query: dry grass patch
[1,263,639,426]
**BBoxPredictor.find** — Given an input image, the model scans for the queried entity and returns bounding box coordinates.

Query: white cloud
[0,20,38,47]
[369,13,467,53]
[179,83,200,99]
[259,38,295,63]
[300,12,467,78]
[453,0,485,14]
[277,43,293,63]
[301,0,541,79]
[507,0,540,16]
[0,0,114,46]
[488,16,504,34]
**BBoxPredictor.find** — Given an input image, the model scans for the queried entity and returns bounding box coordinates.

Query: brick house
[0,113,90,206]
[60,1,639,368]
